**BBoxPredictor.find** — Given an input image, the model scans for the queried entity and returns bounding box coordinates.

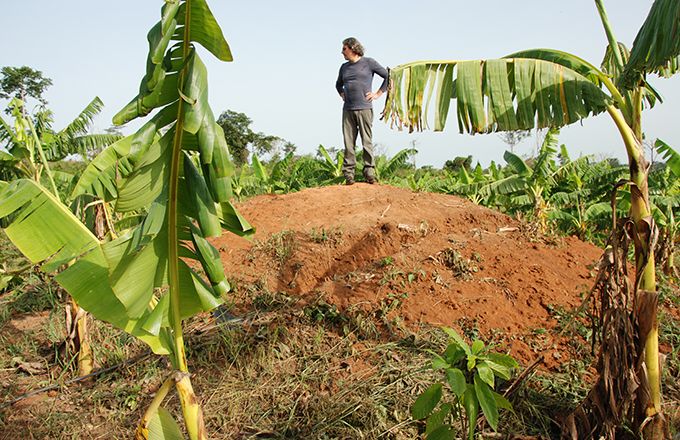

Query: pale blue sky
[3,1,678,167]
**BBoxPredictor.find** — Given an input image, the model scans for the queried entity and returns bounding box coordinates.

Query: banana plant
[0,97,119,187]
[375,147,417,182]
[0,98,60,198]
[548,158,624,240]
[649,139,680,277]
[404,170,442,193]
[230,164,259,200]
[251,152,277,194]
[34,97,121,162]
[0,1,253,438]
[316,144,344,182]
[251,152,304,194]
[479,129,562,230]
[382,0,679,436]
[1,96,121,376]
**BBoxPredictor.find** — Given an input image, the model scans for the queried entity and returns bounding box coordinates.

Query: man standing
[335,37,388,185]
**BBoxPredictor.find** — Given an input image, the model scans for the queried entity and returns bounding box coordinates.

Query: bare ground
[1,183,677,439]
[215,183,602,368]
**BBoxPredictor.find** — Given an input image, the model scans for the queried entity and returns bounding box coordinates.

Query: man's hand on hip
[365,90,383,102]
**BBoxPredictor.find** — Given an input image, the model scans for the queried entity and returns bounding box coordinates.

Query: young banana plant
[1,96,120,376]
[0,1,253,438]
[317,144,344,182]
[0,98,60,198]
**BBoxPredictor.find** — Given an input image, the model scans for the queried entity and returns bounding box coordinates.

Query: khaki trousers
[342,109,375,180]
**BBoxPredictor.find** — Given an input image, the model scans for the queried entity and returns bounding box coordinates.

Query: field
[1,0,679,438]
[1,184,678,439]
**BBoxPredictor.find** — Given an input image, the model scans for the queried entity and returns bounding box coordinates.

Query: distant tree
[0,66,53,108]
[605,157,622,168]
[498,129,531,153]
[443,155,472,173]
[283,141,297,156]
[216,109,292,165]
[216,110,253,165]
[251,133,283,158]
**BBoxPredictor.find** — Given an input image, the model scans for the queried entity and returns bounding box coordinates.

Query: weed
[407,268,427,284]
[547,304,592,343]
[253,290,297,312]
[379,266,404,286]
[457,316,481,341]
[0,230,29,273]
[309,227,343,245]
[304,300,343,325]
[250,230,297,266]
[378,256,394,267]
[438,248,478,280]
[378,292,408,316]
[657,272,679,307]
[0,270,62,326]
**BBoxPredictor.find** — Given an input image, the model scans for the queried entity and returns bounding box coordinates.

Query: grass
[250,230,298,267]
[308,227,343,246]
[658,278,680,436]
[0,264,677,438]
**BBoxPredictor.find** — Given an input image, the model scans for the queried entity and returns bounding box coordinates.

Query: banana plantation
[0,0,678,439]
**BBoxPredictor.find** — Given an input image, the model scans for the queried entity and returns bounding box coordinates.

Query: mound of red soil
[213,184,603,366]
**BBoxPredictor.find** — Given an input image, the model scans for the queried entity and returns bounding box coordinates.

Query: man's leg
[356,109,376,182]
[342,110,358,182]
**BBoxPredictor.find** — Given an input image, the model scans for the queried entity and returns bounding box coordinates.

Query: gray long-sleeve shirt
[335,57,388,111]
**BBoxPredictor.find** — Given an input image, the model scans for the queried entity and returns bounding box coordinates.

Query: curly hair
[342,37,364,57]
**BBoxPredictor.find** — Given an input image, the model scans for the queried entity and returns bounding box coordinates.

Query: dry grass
[1,265,677,439]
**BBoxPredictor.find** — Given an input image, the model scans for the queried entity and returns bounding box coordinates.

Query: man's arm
[366,58,388,101]
[335,66,345,100]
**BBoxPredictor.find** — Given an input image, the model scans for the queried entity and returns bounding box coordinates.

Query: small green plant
[379,292,408,315]
[407,268,427,284]
[378,256,394,267]
[309,227,343,245]
[380,266,405,286]
[304,300,344,325]
[411,328,518,440]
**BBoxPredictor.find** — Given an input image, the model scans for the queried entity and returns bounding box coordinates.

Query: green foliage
[620,0,680,87]
[376,147,417,180]
[316,144,344,181]
[412,328,518,440]
[0,98,61,198]
[216,109,294,166]
[1,3,256,436]
[1,96,120,201]
[37,97,122,162]
[309,226,343,245]
[223,136,678,252]
[443,156,472,173]
[0,66,53,105]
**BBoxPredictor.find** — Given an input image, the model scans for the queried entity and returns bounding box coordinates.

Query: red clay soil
[213,184,604,367]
